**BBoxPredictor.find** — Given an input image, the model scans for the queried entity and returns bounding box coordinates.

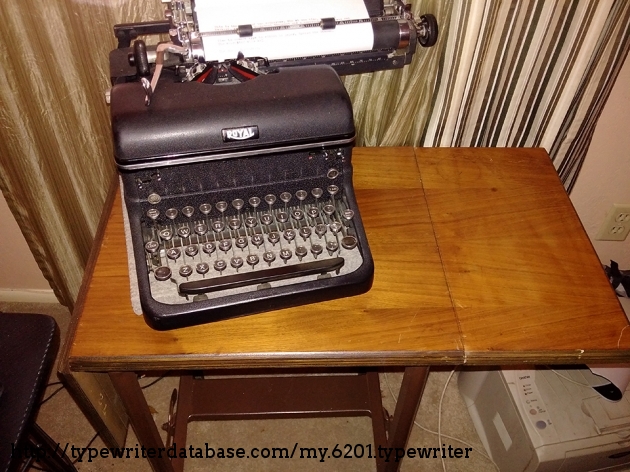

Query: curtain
[0,0,628,308]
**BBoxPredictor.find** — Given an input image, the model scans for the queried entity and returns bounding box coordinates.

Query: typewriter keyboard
[141,186,364,305]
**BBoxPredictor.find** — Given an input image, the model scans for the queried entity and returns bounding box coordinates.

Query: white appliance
[458,367,630,472]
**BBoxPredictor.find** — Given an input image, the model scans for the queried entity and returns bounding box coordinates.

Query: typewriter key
[228,217,241,230]
[291,209,305,221]
[218,240,232,253]
[216,201,228,213]
[263,251,276,266]
[248,196,261,208]
[231,256,244,270]
[268,232,280,246]
[179,265,193,278]
[342,209,355,221]
[245,216,257,228]
[185,245,198,257]
[194,223,208,235]
[177,226,191,238]
[196,262,210,275]
[295,246,307,261]
[232,199,244,211]
[182,206,194,218]
[296,190,308,202]
[315,224,327,238]
[283,229,296,242]
[214,260,227,274]
[326,240,339,255]
[327,168,339,180]
[327,185,339,196]
[323,204,335,216]
[329,222,343,234]
[260,213,273,226]
[280,248,292,263]
[280,192,292,204]
[159,228,173,241]
[146,208,160,220]
[165,208,178,219]
[307,207,320,219]
[246,254,259,268]
[310,244,323,258]
[276,211,289,223]
[199,203,212,215]
[299,227,312,240]
[341,235,358,250]
[202,242,216,255]
[166,248,181,261]
[145,241,159,254]
[147,193,161,204]
[264,194,276,207]
[235,236,248,249]
[154,266,171,281]
[212,220,225,233]
[251,234,264,247]
[311,188,323,200]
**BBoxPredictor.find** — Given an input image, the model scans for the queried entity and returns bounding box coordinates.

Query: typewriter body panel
[112,66,374,330]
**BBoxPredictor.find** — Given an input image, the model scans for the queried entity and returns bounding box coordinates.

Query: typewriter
[110,0,437,330]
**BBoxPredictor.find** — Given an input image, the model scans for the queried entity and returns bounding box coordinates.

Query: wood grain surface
[67,147,630,371]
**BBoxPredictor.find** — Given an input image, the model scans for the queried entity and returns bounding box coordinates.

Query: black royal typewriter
[109,0,437,330]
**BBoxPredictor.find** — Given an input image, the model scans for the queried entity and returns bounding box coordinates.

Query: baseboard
[0,288,58,304]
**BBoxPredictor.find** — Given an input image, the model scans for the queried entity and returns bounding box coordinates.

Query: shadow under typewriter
[112,65,374,330]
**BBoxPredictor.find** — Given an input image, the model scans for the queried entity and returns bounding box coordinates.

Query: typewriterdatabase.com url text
[13,442,474,464]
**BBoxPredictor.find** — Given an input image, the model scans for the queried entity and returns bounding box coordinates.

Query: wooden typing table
[60,147,630,472]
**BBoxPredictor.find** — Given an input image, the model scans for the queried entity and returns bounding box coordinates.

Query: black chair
[0,313,77,472]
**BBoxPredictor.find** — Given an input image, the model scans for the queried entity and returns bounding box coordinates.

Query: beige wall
[1,54,629,294]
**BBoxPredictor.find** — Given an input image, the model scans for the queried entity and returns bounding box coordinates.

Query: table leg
[109,372,174,472]
[385,366,430,472]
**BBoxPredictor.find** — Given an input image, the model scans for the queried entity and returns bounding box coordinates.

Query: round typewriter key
[185,244,198,257]
[166,248,181,261]
[144,241,159,254]
[299,227,312,240]
[296,190,308,202]
[341,235,358,250]
[231,256,244,270]
[165,208,178,219]
[194,223,208,235]
[279,248,292,263]
[326,240,339,255]
[311,244,323,258]
[329,222,343,234]
[246,254,259,268]
[214,260,227,273]
[323,204,335,216]
[260,213,273,226]
[251,234,264,247]
[307,207,320,219]
[159,228,173,241]
[179,265,193,278]
[315,224,327,237]
[263,251,276,265]
[212,220,225,233]
[154,266,171,281]
[327,168,340,180]
[311,188,324,200]
[199,203,212,215]
[235,236,248,249]
[342,209,355,221]
[147,193,161,204]
[146,208,160,220]
[280,192,292,204]
[202,242,216,255]
[228,217,242,230]
[182,206,194,218]
[232,198,244,211]
[268,231,280,245]
[295,245,308,261]
[218,239,232,253]
[327,185,339,197]
[196,262,210,275]
[276,211,289,223]
[283,229,296,242]
[291,209,305,221]
[264,194,276,206]
[248,196,261,208]
[177,226,191,238]
[216,201,228,213]
[245,216,257,228]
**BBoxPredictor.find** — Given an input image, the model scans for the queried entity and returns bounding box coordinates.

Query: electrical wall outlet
[596,204,630,241]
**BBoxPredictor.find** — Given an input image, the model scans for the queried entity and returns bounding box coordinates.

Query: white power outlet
[596,204,630,241]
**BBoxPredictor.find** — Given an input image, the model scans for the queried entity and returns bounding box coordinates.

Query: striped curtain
[0,0,628,307]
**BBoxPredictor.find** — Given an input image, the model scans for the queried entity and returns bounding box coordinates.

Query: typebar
[179,257,344,295]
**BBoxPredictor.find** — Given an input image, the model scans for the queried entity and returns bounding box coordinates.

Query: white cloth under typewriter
[195,0,374,62]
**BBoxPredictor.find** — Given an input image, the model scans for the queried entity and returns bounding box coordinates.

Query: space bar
[179,257,345,295]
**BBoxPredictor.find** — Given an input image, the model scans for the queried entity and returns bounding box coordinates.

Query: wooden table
[60,147,630,472]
